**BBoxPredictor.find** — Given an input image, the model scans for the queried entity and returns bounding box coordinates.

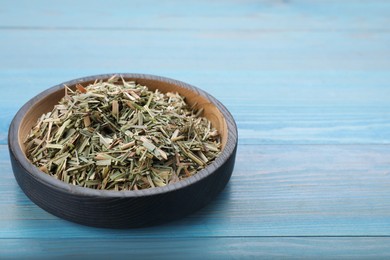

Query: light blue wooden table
[1,0,390,258]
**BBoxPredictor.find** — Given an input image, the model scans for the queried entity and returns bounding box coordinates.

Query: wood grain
[1,23,389,145]
[2,237,390,259]
[2,0,390,257]
[1,0,390,30]
[2,144,390,237]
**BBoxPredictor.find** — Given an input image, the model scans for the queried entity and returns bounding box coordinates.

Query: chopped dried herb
[24,76,221,190]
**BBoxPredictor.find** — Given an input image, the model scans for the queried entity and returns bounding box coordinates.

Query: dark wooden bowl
[8,74,238,228]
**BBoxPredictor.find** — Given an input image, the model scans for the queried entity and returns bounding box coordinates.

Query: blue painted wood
[2,145,390,238]
[2,76,390,144]
[2,0,390,257]
[1,238,390,259]
[1,3,390,145]
[1,30,390,72]
[1,0,390,30]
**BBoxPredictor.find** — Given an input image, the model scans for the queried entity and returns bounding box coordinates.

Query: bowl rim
[9,73,238,198]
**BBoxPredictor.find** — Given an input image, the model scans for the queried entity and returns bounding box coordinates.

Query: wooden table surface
[1,0,390,258]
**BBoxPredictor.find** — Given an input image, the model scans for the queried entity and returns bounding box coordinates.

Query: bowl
[8,73,238,228]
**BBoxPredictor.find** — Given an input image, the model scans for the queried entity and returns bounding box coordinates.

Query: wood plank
[2,30,390,72]
[1,237,390,259]
[4,103,390,145]
[2,144,390,238]
[3,87,390,145]
[1,0,389,258]
[1,0,390,30]
[236,105,390,144]
[1,1,389,144]
[1,29,390,145]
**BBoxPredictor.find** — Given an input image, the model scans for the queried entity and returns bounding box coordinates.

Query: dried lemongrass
[24,76,221,191]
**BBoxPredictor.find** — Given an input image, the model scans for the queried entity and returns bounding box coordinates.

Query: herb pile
[24,76,221,190]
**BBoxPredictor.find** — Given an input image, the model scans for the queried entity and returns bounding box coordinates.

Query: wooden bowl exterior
[8,74,237,228]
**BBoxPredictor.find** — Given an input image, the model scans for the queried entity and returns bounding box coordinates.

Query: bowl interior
[18,76,228,158]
